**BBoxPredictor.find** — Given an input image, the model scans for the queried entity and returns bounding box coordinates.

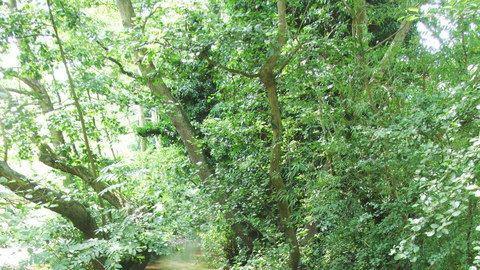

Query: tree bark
[115,0,214,183]
[0,161,98,239]
[143,69,214,181]
[115,0,135,28]
[259,68,301,270]
[351,0,367,48]
[253,1,301,269]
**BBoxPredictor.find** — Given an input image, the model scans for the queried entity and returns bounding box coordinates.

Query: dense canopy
[0,0,479,269]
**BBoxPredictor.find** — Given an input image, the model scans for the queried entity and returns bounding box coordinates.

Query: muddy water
[146,243,211,270]
[145,259,211,270]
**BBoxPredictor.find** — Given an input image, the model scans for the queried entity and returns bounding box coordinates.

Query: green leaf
[408,7,419,13]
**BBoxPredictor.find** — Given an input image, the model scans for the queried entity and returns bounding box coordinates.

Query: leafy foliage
[0,0,479,269]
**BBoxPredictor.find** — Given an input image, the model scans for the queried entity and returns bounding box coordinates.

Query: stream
[145,243,211,270]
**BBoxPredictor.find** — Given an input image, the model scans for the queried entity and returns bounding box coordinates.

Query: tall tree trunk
[259,69,301,270]
[114,0,213,183]
[47,1,124,235]
[47,0,98,176]
[351,0,367,48]
[143,72,214,181]
[256,1,301,268]
[115,0,212,177]
[369,20,413,85]
[351,0,368,90]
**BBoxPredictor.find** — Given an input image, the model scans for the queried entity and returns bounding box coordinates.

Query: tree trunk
[259,69,301,270]
[115,0,213,179]
[369,20,413,85]
[351,0,367,48]
[143,70,213,181]
[255,1,302,268]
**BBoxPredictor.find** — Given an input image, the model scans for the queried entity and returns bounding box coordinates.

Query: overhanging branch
[213,61,259,78]
[39,144,125,208]
[0,160,98,239]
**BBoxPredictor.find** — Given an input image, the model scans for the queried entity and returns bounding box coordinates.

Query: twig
[216,63,259,78]
[367,25,404,52]
[0,86,34,96]
[141,4,162,32]
[206,57,258,78]
[95,40,139,79]
[275,41,305,75]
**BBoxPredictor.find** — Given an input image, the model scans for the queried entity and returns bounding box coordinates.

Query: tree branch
[95,40,139,79]
[207,58,259,78]
[0,85,34,97]
[275,41,305,75]
[39,144,125,208]
[369,19,414,84]
[0,160,98,239]
[140,4,161,32]
[0,67,53,102]
[277,0,287,49]
[200,44,258,78]
[106,55,139,79]
[218,64,259,78]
